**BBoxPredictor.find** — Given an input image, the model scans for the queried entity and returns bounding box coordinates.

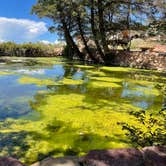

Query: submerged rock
[0,157,25,166]
[31,157,80,166]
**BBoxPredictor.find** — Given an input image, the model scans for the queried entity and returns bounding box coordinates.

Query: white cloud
[40,40,52,45]
[0,39,4,43]
[0,17,48,42]
[39,40,66,45]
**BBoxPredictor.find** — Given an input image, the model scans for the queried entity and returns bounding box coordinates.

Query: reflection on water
[0,75,45,119]
[121,82,155,109]
[0,59,164,120]
[0,58,165,164]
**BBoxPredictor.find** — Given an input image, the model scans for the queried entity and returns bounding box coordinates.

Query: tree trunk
[76,14,97,62]
[90,0,105,63]
[61,17,84,60]
[97,0,109,54]
[126,0,131,51]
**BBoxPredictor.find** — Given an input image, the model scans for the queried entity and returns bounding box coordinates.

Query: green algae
[88,80,121,88]
[86,70,107,77]
[60,78,84,85]
[74,64,95,69]
[101,66,134,73]
[0,91,138,164]
[0,71,13,75]
[0,58,165,164]
[18,76,59,86]
[18,76,84,87]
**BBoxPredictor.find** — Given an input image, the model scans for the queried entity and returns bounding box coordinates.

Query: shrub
[118,84,166,147]
[0,42,57,57]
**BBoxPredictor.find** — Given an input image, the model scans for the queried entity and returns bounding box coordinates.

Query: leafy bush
[0,42,57,57]
[118,84,166,147]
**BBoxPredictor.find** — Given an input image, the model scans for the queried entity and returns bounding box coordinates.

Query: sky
[0,0,58,43]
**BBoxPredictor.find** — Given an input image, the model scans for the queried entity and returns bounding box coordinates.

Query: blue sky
[0,0,58,43]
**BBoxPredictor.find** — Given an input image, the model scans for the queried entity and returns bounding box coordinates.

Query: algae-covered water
[0,57,165,164]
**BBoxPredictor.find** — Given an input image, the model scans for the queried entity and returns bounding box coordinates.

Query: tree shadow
[0,131,30,159]
[0,96,131,165]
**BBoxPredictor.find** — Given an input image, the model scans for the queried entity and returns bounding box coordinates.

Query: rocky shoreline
[0,146,165,166]
[110,49,166,71]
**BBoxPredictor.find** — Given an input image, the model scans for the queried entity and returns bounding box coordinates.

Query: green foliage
[118,109,166,147]
[118,85,166,147]
[0,42,56,57]
[148,21,166,37]
[32,0,166,62]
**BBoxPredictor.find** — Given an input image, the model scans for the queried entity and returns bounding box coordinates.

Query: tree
[32,0,84,60]
[32,0,166,63]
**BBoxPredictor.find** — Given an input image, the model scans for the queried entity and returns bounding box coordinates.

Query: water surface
[0,57,165,164]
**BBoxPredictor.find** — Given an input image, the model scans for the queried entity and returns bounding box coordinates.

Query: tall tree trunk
[126,0,131,51]
[61,17,84,60]
[76,14,97,62]
[97,0,109,54]
[90,0,105,62]
[126,0,131,30]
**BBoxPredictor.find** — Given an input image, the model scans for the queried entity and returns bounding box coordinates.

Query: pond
[0,57,165,164]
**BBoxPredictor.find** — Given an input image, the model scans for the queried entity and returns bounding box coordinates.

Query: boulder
[31,157,80,166]
[142,146,166,166]
[0,157,25,166]
[80,148,144,166]
[153,45,166,53]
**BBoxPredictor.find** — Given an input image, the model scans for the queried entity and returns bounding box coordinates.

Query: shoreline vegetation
[0,42,64,57]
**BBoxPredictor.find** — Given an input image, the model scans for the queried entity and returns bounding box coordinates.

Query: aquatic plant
[0,59,165,164]
[118,84,166,147]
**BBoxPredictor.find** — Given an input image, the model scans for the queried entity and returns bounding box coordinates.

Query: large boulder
[80,146,166,166]
[80,148,144,166]
[0,157,25,166]
[142,146,166,166]
[31,157,80,166]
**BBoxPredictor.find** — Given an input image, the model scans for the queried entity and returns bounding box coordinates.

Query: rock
[153,45,166,53]
[31,157,80,166]
[112,51,166,71]
[0,157,25,166]
[80,148,144,166]
[80,146,166,166]
[142,146,166,166]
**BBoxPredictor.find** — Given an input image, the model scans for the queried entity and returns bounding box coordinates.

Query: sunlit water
[0,57,165,164]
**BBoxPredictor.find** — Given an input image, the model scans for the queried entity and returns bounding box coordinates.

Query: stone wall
[112,50,166,71]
